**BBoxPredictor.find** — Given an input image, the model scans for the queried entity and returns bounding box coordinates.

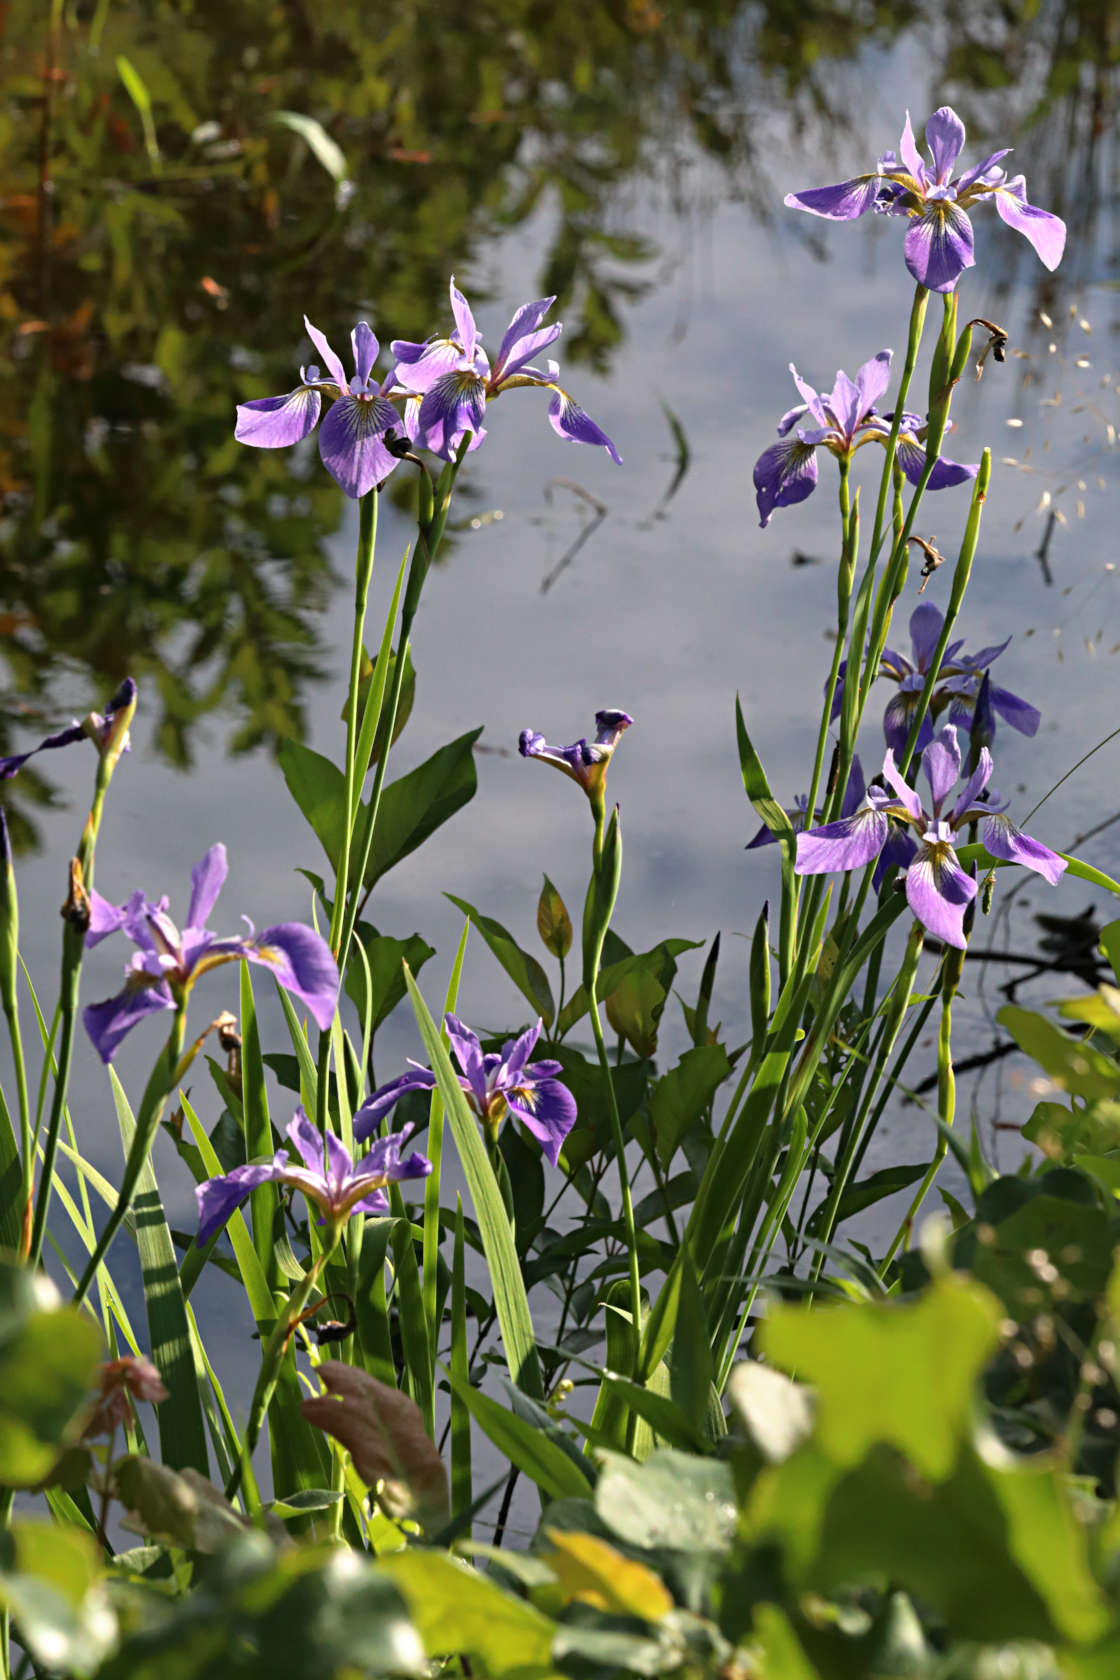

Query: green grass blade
[424,919,469,1362]
[404,964,542,1398]
[240,963,279,1290]
[450,1197,472,1525]
[108,1068,209,1475]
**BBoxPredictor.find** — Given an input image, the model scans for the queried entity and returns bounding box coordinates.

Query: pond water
[2,1,1119,1444]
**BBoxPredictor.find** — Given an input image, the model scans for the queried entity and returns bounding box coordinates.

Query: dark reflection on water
[0,0,1115,850]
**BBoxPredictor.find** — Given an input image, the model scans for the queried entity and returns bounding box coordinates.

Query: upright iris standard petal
[186,844,228,931]
[785,104,1065,290]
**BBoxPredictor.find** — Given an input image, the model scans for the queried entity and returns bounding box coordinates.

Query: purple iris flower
[390,277,621,464]
[0,678,136,780]
[746,757,865,849]
[196,1108,431,1245]
[754,351,977,528]
[785,105,1066,294]
[877,602,1040,755]
[83,842,339,1063]
[518,708,633,797]
[235,318,410,498]
[795,724,1066,949]
[356,1013,577,1168]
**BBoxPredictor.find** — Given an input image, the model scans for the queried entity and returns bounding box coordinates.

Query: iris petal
[234,387,321,448]
[903,200,975,292]
[318,393,404,497]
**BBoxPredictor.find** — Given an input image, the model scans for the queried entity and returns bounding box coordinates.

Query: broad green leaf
[651,1045,732,1167]
[283,731,481,892]
[1057,984,1120,1039]
[0,1260,101,1487]
[557,938,701,1037]
[109,1070,210,1476]
[760,1273,1001,1479]
[726,1361,814,1465]
[746,1432,1110,1646]
[537,874,573,960]
[594,1448,736,1612]
[113,1456,244,1552]
[0,1519,114,1676]
[364,729,481,889]
[446,893,554,1026]
[345,926,435,1036]
[378,1551,555,1676]
[279,740,347,873]
[445,1369,591,1501]
[998,1005,1120,1101]
[605,962,666,1057]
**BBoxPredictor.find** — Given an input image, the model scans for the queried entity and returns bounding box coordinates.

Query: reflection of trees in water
[0,0,913,835]
[0,0,1114,841]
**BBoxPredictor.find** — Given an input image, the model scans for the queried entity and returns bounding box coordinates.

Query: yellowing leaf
[541,1529,673,1621]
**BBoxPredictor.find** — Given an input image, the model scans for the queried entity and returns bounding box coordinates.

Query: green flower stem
[804,461,857,828]
[896,451,991,778]
[880,944,964,1274]
[866,283,929,568]
[72,1007,188,1303]
[329,490,379,958]
[807,920,925,1281]
[585,802,641,1365]
[29,694,137,1269]
[343,451,467,957]
[2,985,32,1259]
[225,1247,332,1505]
